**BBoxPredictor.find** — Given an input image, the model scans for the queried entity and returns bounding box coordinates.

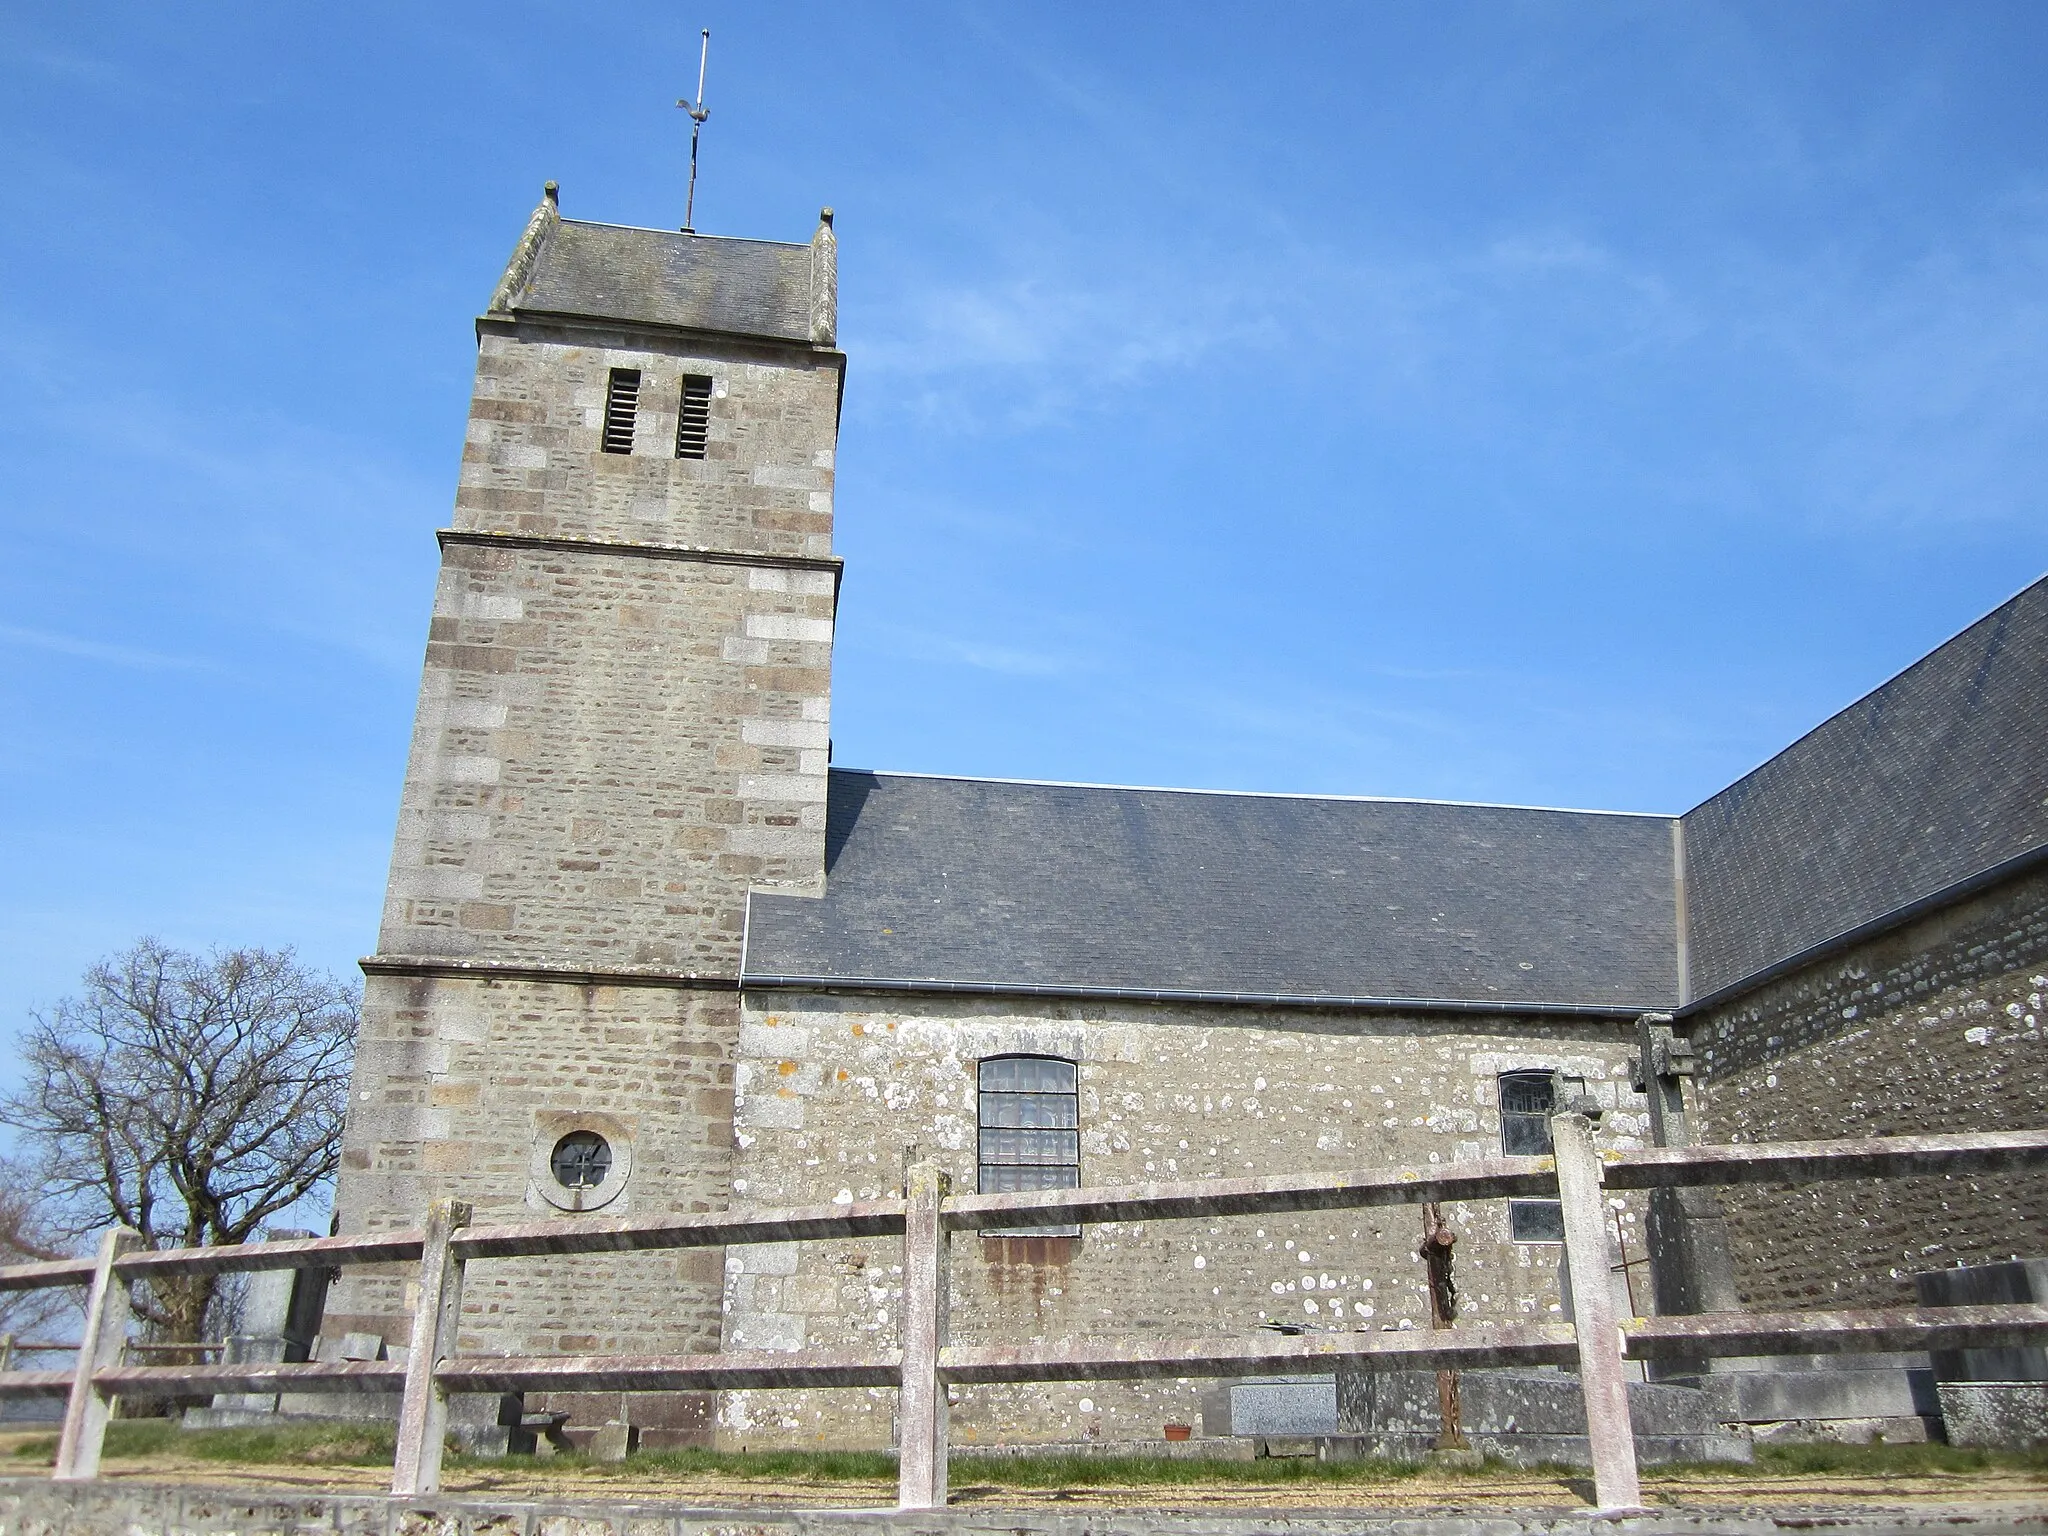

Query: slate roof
[498,215,818,343]
[1682,573,2048,1000]
[748,574,2048,1013]
[745,775,1681,1011]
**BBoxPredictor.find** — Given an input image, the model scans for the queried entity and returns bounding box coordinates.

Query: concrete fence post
[391,1199,472,1498]
[898,1159,952,1511]
[53,1226,142,1482]
[1551,1111,1644,1513]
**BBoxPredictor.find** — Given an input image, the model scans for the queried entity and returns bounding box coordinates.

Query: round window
[529,1116,631,1212]
[550,1131,612,1191]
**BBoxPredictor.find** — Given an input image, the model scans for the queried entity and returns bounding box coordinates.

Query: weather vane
[678,28,711,233]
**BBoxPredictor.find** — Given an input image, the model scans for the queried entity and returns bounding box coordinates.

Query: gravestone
[1916,1259,2048,1447]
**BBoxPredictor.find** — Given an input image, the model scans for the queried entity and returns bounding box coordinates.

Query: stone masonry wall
[717,995,1650,1450]
[326,974,733,1363]
[373,318,842,973]
[458,321,839,560]
[1689,865,2048,1310]
[372,540,834,969]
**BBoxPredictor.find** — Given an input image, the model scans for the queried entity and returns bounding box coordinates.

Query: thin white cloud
[845,219,1696,438]
[0,321,441,672]
[0,623,198,671]
[851,159,2048,533]
[864,620,1084,678]
[848,260,1281,432]
[4,42,128,90]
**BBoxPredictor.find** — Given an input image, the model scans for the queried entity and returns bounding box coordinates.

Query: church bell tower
[326,187,843,1402]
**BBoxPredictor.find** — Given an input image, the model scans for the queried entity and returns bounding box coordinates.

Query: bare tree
[1,940,358,1343]
[0,1159,75,1346]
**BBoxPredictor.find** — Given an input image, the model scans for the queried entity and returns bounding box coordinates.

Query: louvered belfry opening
[601,368,641,454]
[675,374,713,459]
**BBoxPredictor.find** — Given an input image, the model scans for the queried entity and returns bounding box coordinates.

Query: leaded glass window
[1500,1069,1563,1242]
[1499,1070,1557,1156]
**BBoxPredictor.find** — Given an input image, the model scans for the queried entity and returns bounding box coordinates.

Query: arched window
[978,1055,1080,1237]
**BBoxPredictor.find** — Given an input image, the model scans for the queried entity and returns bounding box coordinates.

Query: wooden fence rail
[0,1120,2042,1513]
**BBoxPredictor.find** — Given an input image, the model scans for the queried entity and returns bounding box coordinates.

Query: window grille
[601,368,641,454]
[978,1056,1080,1237]
[1499,1070,1556,1156]
[1500,1069,1564,1242]
[675,374,713,459]
[550,1131,611,1190]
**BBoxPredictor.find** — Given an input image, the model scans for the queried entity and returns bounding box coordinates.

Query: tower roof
[487,185,836,347]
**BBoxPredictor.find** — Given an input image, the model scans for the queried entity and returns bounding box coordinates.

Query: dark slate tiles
[1682,573,2048,1000]
[747,773,1681,1009]
[513,221,814,342]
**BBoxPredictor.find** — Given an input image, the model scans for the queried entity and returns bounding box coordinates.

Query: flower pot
[1163,1423,1193,1441]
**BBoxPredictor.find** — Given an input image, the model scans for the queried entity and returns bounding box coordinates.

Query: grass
[952,1452,1428,1486]
[4,1428,1428,1484]
[1754,1441,2048,1476]
[566,1446,898,1482]
[12,1420,396,1467]
[592,1449,1430,1486]
[8,1422,2045,1486]
[1639,1441,2048,1480]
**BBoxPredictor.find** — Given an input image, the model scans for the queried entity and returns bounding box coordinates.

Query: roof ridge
[555,217,809,251]
[829,766,1676,820]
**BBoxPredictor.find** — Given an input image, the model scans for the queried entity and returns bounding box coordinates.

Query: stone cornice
[436,529,842,611]
[359,955,740,991]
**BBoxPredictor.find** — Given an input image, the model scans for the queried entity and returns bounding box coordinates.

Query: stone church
[327,188,2048,1452]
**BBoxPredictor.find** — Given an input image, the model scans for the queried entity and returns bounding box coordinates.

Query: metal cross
[678,28,711,232]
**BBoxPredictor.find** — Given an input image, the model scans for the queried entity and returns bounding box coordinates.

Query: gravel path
[59,1455,2047,1516]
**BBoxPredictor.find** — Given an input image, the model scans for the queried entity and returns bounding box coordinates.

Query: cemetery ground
[0,1424,2043,1514]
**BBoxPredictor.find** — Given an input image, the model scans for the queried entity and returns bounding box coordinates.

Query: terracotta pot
[1163,1423,1193,1441]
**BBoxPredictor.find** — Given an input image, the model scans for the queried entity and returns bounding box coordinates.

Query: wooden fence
[2,1116,2045,1514]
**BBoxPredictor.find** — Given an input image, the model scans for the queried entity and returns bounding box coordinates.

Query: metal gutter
[738,971,1657,1021]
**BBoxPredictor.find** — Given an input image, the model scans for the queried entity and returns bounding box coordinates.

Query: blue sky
[3,2,2046,1040]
